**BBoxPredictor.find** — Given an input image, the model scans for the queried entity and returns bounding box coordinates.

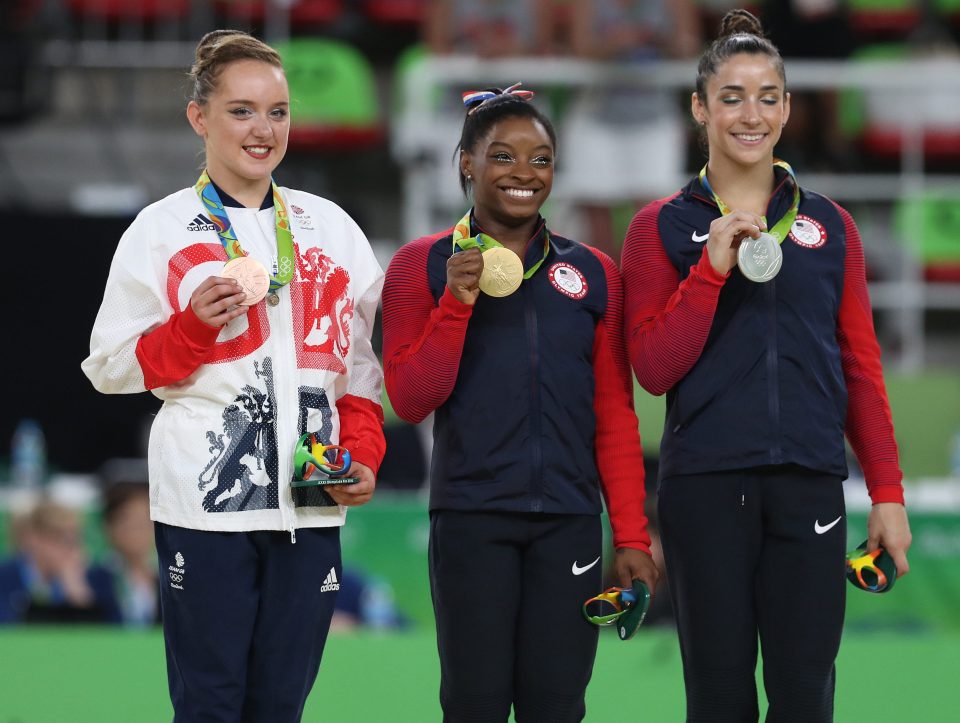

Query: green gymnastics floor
[1,628,957,721]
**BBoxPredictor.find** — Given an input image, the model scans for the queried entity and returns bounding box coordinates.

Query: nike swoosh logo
[814,516,842,535]
[571,556,601,576]
[691,231,709,243]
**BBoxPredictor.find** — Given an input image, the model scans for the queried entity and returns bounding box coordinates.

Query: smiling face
[692,52,790,171]
[187,58,289,202]
[460,114,554,230]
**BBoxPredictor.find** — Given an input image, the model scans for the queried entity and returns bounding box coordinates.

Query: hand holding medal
[189,275,251,327]
[446,246,484,305]
[449,210,547,300]
[705,211,767,277]
[220,256,270,305]
[195,170,294,308]
[699,160,800,283]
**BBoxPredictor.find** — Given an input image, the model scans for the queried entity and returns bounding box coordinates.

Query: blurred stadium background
[1,0,959,720]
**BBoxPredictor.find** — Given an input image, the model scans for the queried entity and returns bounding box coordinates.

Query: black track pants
[429,510,602,723]
[658,467,846,723]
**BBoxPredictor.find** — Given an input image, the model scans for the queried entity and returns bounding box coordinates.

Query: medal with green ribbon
[698,160,801,283]
[195,170,295,305]
[451,210,550,297]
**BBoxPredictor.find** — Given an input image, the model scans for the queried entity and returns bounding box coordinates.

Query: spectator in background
[559,0,702,262]
[424,0,554,57]
[0,498,118,624]
[764,0,855,171]
[330,568,410,632]
[97,461,402,631]
[101,480,160,627]
[403,0,557,218]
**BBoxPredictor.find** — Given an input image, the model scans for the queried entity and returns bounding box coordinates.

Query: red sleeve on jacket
[587,247,651,553]
[834,203,904,504]
[621,198,728,396]
[135,303,221,390]
[337,393,387,475]
[382,234,474,424]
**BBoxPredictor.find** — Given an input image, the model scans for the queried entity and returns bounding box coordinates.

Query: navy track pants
[155,522,341,723]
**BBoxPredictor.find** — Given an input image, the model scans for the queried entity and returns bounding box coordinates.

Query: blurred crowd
[0,452,408,630]
[0,474,158,625]
[3,1,959,278]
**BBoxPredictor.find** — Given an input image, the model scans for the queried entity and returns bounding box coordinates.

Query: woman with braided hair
[382,84,658,721]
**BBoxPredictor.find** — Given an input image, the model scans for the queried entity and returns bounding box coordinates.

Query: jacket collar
[683,164,797,221]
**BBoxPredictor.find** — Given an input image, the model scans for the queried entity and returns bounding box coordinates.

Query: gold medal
[479,247,523,297]
[222,256,270,305]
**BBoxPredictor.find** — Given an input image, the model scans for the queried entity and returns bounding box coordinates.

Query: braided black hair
[456,89,557,196]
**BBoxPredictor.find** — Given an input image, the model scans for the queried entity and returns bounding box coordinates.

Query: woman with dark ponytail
[621,9,911,722]
[382,85,658,721]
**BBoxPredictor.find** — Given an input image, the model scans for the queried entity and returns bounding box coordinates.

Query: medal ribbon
[451,209,550,280]
[698,160,800,243]
[195,170,295,292]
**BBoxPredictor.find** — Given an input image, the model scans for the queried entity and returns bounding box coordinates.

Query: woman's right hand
[447,247,483,305]
[706,211,766,276]
[190,276,250,328]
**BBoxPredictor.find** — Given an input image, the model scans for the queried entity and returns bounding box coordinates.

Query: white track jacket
[83,186,385,535]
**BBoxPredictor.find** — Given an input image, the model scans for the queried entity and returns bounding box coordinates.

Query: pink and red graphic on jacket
[167,243,270,365]
[166,242,352,372]
[291,246,353,374]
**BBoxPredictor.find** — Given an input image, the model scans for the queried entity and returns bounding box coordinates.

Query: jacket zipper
[272,284,297,543]
[524,284,544,512]
[765,281,782,464]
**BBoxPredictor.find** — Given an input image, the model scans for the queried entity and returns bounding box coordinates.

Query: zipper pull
[289,526,297,544]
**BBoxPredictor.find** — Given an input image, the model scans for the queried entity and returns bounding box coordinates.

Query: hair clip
[462,82,535,114]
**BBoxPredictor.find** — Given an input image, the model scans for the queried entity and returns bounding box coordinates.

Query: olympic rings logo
[169,573,183,583]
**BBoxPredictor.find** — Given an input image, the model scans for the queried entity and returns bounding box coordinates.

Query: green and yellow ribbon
[195,170,295,292]
[698,160,801,244]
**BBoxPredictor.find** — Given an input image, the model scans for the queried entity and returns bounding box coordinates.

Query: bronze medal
[221,256,270,305]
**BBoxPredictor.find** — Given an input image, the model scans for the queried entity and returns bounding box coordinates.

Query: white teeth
[245,146,269,154]
[735,134,764,141]
[504,188,534,198]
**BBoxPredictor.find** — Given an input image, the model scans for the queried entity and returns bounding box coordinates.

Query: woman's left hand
[613,547,661,596]
[326,462,376,507]
[866,502,912,577]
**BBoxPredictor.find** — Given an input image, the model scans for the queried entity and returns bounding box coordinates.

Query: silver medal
[737,232,782,283]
